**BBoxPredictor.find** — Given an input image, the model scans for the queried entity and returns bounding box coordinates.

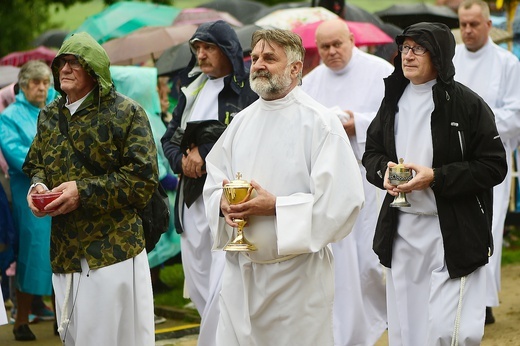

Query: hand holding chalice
[223,172,257,251]
[388,158,413,208]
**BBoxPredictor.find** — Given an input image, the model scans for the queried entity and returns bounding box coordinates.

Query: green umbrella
[71,1,181,44]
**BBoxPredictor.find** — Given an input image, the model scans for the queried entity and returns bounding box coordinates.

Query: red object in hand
[31,192,62,212]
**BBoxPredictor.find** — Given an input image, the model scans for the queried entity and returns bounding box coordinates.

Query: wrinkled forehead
[251,39,286,58]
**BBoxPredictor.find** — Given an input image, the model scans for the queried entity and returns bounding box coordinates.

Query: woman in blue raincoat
[0,60,57,340]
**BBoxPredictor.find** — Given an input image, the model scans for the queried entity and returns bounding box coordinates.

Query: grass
[502,224,520,265]
[154,263,192,309]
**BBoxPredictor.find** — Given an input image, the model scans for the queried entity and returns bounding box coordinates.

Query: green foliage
[0,0,56,57]
[502,225,520,265]
[0,0,176,58]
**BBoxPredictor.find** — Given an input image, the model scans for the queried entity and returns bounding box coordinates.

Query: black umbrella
[375,4,459,29]
[344,3,384,27]
[252,1,311,23]
[198,0,267,25]
[155,41,192,76]
[235,24,263,54]
[32,29,69,49]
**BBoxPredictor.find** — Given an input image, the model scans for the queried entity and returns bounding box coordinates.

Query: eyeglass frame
[398,44,428,56]
[57,56,83,70]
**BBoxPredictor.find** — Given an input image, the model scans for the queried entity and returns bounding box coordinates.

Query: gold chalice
[388,158,412,208]
[223,172,257,251]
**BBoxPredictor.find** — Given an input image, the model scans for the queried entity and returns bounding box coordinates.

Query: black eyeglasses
[57,57,82,70]
[398,44,428,56]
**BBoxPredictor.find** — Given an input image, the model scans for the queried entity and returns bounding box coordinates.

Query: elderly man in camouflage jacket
[23,32,158,346]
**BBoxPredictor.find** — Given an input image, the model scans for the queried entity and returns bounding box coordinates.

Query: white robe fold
[302,47,393,345]
[204,87,364,346]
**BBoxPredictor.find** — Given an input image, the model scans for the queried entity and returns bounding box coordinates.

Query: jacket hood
[183,20,248,84]
[51,32,113,98]
[393,22,456,85]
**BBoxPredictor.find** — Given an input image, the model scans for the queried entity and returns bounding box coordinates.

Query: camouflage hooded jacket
[23,32,159,273]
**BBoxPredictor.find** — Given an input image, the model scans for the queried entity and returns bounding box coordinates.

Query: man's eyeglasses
[57,57,82,70]
[398,45,428,56]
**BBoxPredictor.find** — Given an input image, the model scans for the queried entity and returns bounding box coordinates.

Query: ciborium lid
[390,158,409,173]
[225,172,250,188]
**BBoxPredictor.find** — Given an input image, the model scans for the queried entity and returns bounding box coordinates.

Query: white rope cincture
[451,276,466,346]
[57,273,73,335]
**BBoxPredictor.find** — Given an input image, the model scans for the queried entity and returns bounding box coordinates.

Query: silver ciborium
[223,172,257,252]
[388,158,412,208]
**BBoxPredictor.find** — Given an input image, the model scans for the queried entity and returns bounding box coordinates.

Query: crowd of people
[0,0,518,345]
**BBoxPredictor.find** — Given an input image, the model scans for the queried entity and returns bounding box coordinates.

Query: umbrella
[102,24,198,66]
[155,41,192,76]
[0,66,20,88]
[375,4,459,29]
[255,6,339,30]
[293,20,393,50]
[172,8,243,27]
[32,29,69,49]
[0,46,56,67]
[344,3,385,28]
[198,0,267,25]
[235,24,263,54]
[72,2,181,44]
[452,26,514,45]
[252,1,311,23]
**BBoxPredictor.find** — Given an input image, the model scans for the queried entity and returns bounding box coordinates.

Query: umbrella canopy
[0,66,20,88]
[32,29,69,49]
[172,8,243,27]
[72,1,181,44]
[252,1,311,23]
[344,3,385,27]
[155,41,192,76]
[0,46,56,67]
[102,24,198,66]
[235,24,263,54]
[255,6,339,30]
[375,4,459,29]
[293,20,393,50]
[198,0,267,25]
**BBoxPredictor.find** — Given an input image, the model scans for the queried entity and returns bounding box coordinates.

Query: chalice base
[390,192,411,208]
[224,230,257,252]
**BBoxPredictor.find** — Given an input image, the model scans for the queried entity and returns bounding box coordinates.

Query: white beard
[250,65,292,99]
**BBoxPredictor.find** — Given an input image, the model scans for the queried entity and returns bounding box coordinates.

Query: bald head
[315,19,355,71]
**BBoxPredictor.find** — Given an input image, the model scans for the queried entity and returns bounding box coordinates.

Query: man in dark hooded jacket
[161,20,258,345]
[362,22,506,345]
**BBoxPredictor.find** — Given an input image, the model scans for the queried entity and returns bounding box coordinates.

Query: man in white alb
[363,22,507,345]
[302,18,392,345]
[204,29,364,346]
[453,0,520,324]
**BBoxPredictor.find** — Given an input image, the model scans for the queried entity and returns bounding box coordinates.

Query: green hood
[51,32,113,99]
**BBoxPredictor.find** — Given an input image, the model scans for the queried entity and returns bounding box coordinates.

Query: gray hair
[18,60,52,89]
[251,29,305,82]
[459,0,490,19]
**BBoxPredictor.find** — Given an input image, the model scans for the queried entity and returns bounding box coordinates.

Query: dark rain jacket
[362,23,507,279]
[161,20,258,233]
[23,32,159,273]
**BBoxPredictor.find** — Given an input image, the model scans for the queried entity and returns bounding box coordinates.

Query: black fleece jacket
[362,22,507,278]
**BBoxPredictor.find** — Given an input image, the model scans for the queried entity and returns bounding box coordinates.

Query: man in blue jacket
[161,20,258,345]
[362,22,507,345]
